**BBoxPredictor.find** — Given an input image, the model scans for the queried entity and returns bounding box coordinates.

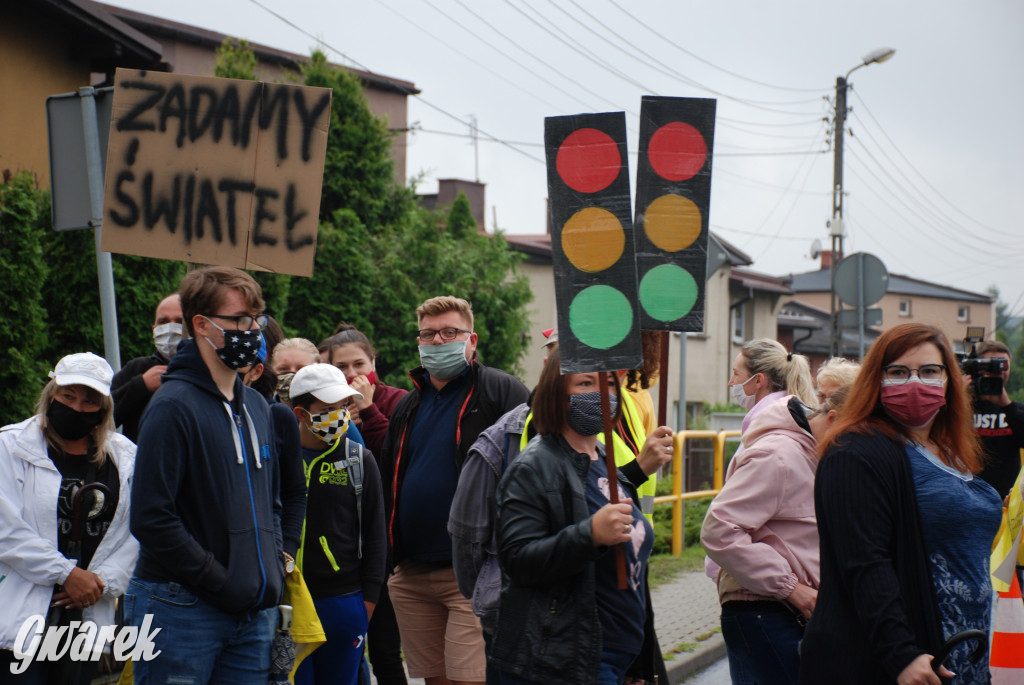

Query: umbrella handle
[68,482,113,565]
[930,629,987,675]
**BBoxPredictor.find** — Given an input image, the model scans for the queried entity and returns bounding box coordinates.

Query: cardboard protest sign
[101,68,331,277]
[633,96,716,332]
[545,112,642,374]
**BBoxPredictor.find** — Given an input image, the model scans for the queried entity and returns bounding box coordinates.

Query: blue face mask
[418,341,469,380]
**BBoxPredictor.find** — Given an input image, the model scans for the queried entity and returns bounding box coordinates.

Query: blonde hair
[416,296,474,330]
[34,380,115,466]
[270,338,320,372]
[816,357,861,390]
[740,339,816,407]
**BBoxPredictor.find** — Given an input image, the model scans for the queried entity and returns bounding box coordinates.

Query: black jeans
[367,582,408,685]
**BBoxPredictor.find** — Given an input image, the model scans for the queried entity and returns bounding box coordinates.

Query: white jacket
[0,417,139,651]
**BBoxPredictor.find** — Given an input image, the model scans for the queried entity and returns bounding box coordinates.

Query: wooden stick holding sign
[545,112,642,590]
[658,331,671,428]
[599,373,628,590]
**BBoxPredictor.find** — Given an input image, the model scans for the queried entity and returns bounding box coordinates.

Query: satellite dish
[809,238,822,260]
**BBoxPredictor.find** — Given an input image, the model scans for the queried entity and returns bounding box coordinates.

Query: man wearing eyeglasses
[972,341,1024,500]
[381,296,529,685]
[127,266,285,684]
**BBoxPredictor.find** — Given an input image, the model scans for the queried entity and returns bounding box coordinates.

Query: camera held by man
[965,330,1024,500]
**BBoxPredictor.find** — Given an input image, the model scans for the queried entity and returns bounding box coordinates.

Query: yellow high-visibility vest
[519,390,657,521]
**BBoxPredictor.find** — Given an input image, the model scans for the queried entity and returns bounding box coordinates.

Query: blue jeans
[124,577,276,685]
[295,592,368,685]
[720,601,802,685]
[597,648,637,685]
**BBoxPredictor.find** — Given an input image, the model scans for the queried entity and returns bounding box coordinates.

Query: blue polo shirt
[397,369,469,564]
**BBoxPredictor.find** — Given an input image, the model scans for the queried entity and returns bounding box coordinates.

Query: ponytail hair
[740,338,816,407]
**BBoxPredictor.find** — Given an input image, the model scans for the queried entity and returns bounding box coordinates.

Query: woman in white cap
[0,352,139,684]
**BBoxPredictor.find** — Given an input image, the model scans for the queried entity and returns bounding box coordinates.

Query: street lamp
[829,47,896,357]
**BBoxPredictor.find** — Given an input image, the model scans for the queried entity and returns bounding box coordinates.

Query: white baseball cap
[49,352,114,396]
[290,363,363,405]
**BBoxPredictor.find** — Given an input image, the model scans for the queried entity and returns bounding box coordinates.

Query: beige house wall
[0,10,91,185]
[789,291,994,350]
[518,261,557,389]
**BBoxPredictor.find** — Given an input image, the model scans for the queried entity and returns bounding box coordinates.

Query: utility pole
[469,114,479,182]
[827,47,895,357]
[829,76,847,357]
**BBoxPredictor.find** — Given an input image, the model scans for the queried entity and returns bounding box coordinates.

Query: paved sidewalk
[651,569,726,684]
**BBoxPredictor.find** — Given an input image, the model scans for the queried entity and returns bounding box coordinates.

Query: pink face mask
[880,379,947,429]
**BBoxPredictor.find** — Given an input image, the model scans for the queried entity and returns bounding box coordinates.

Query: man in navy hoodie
[126,266,284,684]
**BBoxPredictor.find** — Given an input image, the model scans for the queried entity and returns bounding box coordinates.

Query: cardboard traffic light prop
[634,96,716,332]
[545,112,643,374]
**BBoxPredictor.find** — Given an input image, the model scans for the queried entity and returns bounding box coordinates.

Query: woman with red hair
[800,323,1002,685]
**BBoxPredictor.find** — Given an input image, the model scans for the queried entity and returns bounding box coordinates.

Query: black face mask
[47,400,104,441]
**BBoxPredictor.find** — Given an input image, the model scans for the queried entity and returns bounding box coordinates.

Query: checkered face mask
[304,406,351,444]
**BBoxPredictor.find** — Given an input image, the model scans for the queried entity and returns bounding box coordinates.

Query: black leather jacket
[492,433,667,684]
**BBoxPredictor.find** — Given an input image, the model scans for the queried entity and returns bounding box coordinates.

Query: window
[899,299,911,317]
[957,305,970,322]
[732,302,747,343]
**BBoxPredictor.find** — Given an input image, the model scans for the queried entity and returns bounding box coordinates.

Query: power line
[748,129,828,258]
[847,140,1013,257]
[416,0,612,113]
[711,224,818,242]
[851,89,1022,241]
[844,154,1016,267]
[715,167,831,195]
[506,0,656,95]
[602,0,826,93]
[243,0,546,164]
[848,109,1024,249]
[551,0,825,111]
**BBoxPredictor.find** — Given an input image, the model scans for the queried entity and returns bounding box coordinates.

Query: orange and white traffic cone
[991,571,1024,684]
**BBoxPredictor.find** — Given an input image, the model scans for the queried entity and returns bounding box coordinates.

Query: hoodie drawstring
[222,402,262,468]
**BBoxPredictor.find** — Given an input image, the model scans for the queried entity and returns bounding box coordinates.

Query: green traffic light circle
[569,285,634,350]
[639,264,698,322]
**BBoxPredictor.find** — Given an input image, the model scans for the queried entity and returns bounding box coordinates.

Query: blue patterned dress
[907,442,1002,684]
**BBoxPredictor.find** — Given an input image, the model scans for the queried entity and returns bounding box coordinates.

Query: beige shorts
[388,563,487,681]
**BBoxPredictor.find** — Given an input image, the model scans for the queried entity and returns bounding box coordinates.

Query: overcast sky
[104,0,1024,325]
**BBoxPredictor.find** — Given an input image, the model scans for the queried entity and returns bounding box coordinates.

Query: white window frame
[957,305,970,322]
[899,299,911,317]
[732,302,747,343]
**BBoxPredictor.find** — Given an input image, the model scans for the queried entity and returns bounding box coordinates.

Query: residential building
[787,251,995,355]
[1,0,416,185]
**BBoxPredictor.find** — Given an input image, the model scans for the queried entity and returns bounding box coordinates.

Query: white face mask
[730,374,758,411]
[154,322,184,360]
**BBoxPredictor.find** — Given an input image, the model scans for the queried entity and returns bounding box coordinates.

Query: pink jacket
[700,395,820,604]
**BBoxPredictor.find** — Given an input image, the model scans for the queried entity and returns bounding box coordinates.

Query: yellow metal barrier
[653,429,741,556]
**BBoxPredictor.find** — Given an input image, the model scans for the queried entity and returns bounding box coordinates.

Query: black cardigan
[799,430,945,684]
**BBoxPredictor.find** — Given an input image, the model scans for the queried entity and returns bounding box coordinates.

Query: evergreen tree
[446,192,477,239]
[0,172,51,424]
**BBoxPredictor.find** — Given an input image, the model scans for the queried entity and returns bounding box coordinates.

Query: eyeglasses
[882,364,947,385]
[417,327,472,343]
[205,314,269,331]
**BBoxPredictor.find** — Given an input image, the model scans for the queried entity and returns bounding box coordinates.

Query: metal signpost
[833,252,888,358]
[46,87,121,371]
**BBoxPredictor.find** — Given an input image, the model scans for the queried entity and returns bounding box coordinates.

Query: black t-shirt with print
[47,445,120,570]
